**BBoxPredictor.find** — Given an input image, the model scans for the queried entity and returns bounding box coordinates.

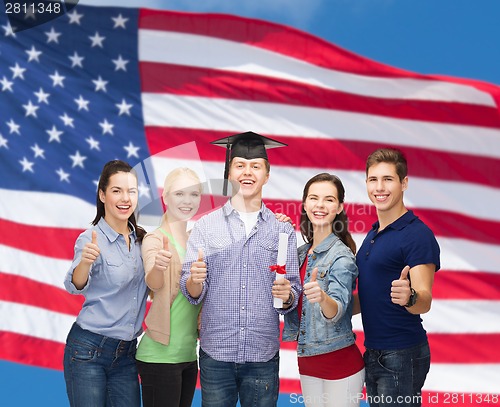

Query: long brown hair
[91,160,146,242]
[300,173,356,254]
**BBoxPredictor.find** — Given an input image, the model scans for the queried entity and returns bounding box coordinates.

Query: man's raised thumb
[197,248,204,262]
[400,265,410,280]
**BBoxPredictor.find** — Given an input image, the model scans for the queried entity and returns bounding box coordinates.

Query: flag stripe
[140,62,500,129]
[146,127,500,189]
[432,271,500,300]
[0,274,82,315]
[141,94,500,159]
[0,331,65,370]
[0,218,81,260]
[137,17,496,106]
[148,158,500,224]
[0,188,94,229]
[424,364,500,394]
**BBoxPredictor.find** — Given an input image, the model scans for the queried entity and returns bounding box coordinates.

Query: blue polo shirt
[357,210,440,350]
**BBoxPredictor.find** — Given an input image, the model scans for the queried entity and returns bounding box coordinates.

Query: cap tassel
[223,137,230,196]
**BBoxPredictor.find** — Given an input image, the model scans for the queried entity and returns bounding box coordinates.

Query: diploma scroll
[273,233,288,308]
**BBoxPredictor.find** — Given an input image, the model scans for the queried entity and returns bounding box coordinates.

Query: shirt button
[243,264,246,268]
[241,306,245,310]
[370,240,375,244]
[242,285,246,289]
[240,327,244,331]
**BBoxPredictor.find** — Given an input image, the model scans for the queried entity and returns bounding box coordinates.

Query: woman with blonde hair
[136,167,203,407]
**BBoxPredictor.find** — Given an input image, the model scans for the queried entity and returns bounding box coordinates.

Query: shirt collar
[222,199,271,222]
[311,233,340,253]
[97,217,136,242]
[371,209,416,232]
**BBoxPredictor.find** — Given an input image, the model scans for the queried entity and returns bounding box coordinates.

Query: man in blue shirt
[356,148,440,407]
[180,132,301,407]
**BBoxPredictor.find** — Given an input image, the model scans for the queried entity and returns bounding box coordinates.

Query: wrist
[283,292,294,306]
[404,287,418,307]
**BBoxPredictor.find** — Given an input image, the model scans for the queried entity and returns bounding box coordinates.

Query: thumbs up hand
[190,248,207,285]
[391,265,411,306]
[303,267,324,304]
[81,230,100,265]
[154,236,172,270]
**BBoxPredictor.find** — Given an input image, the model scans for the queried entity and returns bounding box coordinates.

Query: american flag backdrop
[1,4,500,406]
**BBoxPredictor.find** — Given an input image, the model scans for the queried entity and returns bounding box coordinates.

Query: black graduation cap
[211,131,287,196]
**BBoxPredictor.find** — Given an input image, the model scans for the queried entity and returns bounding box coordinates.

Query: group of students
[63,131,440,407]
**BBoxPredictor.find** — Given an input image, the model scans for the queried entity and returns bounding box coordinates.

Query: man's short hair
[366,148,408,181]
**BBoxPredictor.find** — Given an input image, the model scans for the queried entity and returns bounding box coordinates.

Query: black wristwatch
[404,288,418,308]
[283,293,294,306]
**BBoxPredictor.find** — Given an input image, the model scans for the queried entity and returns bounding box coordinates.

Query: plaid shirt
[180,200,301,363]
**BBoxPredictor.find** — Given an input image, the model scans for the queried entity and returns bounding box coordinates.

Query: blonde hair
[163,167,202,196]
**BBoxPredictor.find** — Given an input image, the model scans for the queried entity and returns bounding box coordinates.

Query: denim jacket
[282,233,358,357]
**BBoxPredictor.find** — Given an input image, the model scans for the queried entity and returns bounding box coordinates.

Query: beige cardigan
[141,222,183,346]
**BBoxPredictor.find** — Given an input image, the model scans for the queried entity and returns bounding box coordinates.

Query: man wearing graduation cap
[180,132,301,406]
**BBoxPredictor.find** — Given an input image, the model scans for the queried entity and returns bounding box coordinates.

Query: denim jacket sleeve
[324,252,358,324]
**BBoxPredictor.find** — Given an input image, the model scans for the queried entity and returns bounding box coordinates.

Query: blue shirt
[64,218,148,341]
[356,210,440,349]
[180,200,301,363]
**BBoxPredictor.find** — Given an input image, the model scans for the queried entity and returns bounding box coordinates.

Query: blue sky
[2,1,499,406]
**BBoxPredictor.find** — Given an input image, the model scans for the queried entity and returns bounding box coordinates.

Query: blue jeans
[63,323,140,407]
[363,341,430,407]
[199,347,280,407]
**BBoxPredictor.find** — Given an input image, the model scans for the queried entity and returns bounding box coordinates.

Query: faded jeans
[363,341,430,407]
[199,347,280,407]
[63,322,140,407]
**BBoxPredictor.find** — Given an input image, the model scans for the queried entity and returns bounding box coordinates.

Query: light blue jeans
[63,323,140,407]
[199,347,280,407]
[363,341,430,407]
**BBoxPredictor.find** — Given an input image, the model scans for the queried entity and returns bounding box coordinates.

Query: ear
[337,202,344,215]
[162,190,168,207]
[99,189,105,204]
[263,172,270,185]
[401,176,408,192]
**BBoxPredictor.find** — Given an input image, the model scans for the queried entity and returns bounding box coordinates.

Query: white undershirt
[237,210,259,237]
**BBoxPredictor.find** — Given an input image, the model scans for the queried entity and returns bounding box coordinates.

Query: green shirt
[136,290,201,363]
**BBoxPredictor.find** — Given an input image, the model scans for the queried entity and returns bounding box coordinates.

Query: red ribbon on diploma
[269,264,286,274]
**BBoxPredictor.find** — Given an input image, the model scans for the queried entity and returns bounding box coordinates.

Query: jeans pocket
[69,341,99,363]
[377,350,404,374]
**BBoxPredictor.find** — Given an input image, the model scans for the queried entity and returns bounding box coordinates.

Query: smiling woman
[62,160,149,407]
[136,167,203,407]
